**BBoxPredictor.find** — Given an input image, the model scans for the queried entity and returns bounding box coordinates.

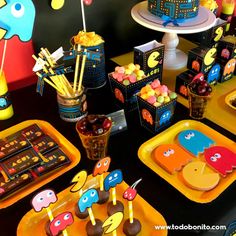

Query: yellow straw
[99,174,104,191]
[112,187,116,205]
[62,230,68,236]
[40,48,54,67]
[128,201,133,223]
[0,40,7,78]
[77,49,87,93]
[79,189,83,197]
[88,207,96,226]
[46,207,54,221]
[73,44,81,92]
[112,231,117,236]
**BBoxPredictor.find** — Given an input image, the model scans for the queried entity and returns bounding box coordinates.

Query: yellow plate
[17,175,167,236]
[225,90,236,111]
[0,120,81,208]
[138,120,236,203]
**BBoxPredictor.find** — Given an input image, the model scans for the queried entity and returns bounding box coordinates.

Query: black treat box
[191,18,227,47]
[175,70,199,98]
[108,73,160,111]
[216,58,236,83]
[216,35,236,63]
[137,95,177,133]
[187,46,217,74]
[134,40,164,79]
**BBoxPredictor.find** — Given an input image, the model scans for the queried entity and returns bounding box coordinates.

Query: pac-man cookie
[152,144,194,174]
[204,146,236,177]
[178,130,215,156]
[182,161,220,191]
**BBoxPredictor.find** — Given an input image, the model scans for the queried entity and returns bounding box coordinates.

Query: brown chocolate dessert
[107,200,124,216]
[74,203,89,219]
[123,218,141,236]
[97,189,109,204]
[86,219,103,236]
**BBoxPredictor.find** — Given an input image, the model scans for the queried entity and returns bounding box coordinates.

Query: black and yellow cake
[148,0,200,20]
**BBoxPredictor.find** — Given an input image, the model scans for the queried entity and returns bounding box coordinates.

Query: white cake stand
[131,1,216,70]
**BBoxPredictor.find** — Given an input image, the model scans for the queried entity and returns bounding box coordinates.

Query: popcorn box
[192,18,226,47]
[187,46,217,74]
[137,95,177,133]
[82,43,107,89]
[216,58,236,83]
[134,40,164,79]
[216,35,236,63]
[108,73,158,111]
[175,70,197,98]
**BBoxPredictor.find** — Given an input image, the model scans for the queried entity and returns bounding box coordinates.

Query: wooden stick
[99,174,104,191]
[73,44,81,92]
[128,201,134,223]
[112,187,116,205]
[46,207,54,221]
[77,49,87,93]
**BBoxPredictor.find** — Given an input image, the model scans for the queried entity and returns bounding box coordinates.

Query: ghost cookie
[182,161,220,191]
[178,130,214,156]
[152,144,194,174]
[204,146,236,177]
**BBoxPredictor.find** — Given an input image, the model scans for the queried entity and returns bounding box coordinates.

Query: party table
[0,57,235,236]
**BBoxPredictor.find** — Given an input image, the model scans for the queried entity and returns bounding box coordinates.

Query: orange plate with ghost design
[138,120,236,203]
[17,175,167,236]
[0,120,81,208]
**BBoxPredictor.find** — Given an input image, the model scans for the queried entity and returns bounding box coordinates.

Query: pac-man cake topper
[152,144,194,174]
[0,0,36,42]
[203,48,216,66]
[70,170,88,193]
[49,212,74,236]
[207,64,220,84]
[31,189,57,212]
[204,146,236,176]
[182,161,220,191]
[93,157,111,177]
[78,188,99,213]
[102,212,124,234]
[178,130,215,156]
[123,179,142,201]
[104,169,123,192]
[223,58,236,77]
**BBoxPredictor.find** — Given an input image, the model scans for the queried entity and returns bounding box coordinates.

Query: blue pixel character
[78,188,99,212]
[159,110,171,126]
[207,64,221,84]
[104,170,123,192]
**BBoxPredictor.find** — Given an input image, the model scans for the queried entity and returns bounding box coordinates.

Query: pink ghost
[31,189,57,212]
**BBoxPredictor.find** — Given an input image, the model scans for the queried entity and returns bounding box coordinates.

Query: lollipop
[70,170,89,219]
[78,188,103,236]
[93,157,111,204]
[48,212,74,236]
[102,212,124,236]
[104,170,124,216]
[123,179,142,236]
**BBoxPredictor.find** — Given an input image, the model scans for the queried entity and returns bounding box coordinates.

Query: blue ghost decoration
[78,188,98,212]
[159,110,171,126]
[0,0,35,41]
[104,170,123,192]
[207,64,221,84]
[178,129,215,156]
[0,98,7,107]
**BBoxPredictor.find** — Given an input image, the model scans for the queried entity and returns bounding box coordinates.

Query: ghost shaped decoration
[0,0,36,42]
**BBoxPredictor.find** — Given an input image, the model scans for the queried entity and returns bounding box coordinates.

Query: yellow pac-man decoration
[102,212,124,234]
[51,0,65,10]
[203,48,216,66]
[147,51,160,68]
[214,27,223,42]
[70,170,88,193]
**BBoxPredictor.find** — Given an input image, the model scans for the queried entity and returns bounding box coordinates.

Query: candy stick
[46,207,54,221]
[73,44,81,92]
[88,207,96,226]
[99,173,104,191]
[80,0,87,31]
[77,49,87,93]
[128,201,133,223]
[112,187,116,205]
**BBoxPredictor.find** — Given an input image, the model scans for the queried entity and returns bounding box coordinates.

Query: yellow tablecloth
[111,38,236,135]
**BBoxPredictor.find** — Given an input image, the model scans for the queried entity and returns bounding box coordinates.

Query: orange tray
[138,120,236,203]
[0,120,81,208]
[17,175,167,236]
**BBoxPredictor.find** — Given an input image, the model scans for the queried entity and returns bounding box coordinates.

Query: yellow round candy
[125,69,132,75]
[136,70,145,77]
[127,63,136,71]
[147,90,155,97]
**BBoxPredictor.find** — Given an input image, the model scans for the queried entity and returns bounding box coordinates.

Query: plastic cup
[57,87,87,122]
[187,86,212,120]
[76,115,112,160]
